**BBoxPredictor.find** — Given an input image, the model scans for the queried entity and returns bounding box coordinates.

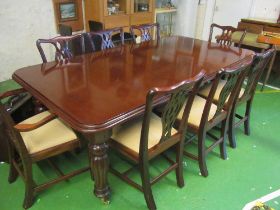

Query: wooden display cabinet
[84,0,154,32]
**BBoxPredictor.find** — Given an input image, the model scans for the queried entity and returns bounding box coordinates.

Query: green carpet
[0,80,280,210]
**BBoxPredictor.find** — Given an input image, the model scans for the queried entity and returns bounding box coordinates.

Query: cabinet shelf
[154,7,177,37]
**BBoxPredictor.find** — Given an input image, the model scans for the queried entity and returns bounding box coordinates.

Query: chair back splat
[130,23,160,44]
[242,49,275,100]
[208,23,246,48]
[110,71,205,210]
[36,34,86,63]
[142,72,204,157]
[87,27,124,51]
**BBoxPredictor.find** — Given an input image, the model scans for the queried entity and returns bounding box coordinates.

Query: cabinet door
[105,0,130,16]
[104,15,130,28]
[132,0,153,13]
[130,12,153,25]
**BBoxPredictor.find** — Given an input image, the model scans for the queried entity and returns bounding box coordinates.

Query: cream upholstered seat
[112,113,176,154]
[19,111,77,155]
[177,96,218,128]
[199,80,245,102]
[232,31,270,50]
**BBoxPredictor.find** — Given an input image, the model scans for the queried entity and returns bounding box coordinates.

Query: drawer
[237,22,263,34]
[104,15,130,29]
[264,26,280,33]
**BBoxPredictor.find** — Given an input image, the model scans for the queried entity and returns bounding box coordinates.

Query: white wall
[173,0,199,37]
[195,0,208,40]
[250,0,280,20]
[201,0,216,41]
[0,1,57,82]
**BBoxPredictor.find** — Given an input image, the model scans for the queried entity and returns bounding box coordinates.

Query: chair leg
[244,99,252,136]
[23,164,36,209]
[228,106,237,148]
[197,131,208,177]
[8,161,18,183]
[175,141,184,188]
[220,119,228,160]
[139,162,156,210]
[8,147,18,183]
[23,183,35,209]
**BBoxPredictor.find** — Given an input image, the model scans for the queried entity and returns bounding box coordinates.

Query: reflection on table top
[13,36,254,132]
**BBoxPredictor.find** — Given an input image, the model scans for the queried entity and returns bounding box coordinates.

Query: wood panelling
[104,15,130,28]
[52,0,84,32]
[130,12,153,26]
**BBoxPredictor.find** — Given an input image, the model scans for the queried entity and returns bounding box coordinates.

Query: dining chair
[88,20,104,32]
[88,20,134,44]
[109,72,205,210]
[36,34,86,63]
[130,23,160,44]
[228,49,275,148]
[87,27,124,51]
[177,59,253,177]
[58,24,72,36]
[208,23,246,48]
[0,88,89,209]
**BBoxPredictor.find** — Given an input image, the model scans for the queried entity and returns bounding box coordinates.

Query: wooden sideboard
[84,0,155,32]
[238,18,280,34]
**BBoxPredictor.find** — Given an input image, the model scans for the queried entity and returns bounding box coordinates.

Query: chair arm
[0,88,26,100]
[14,113,56,132]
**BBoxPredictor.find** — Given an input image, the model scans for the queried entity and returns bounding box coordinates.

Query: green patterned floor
[0,80,280,210]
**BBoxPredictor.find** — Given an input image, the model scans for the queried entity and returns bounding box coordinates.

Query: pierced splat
[87,27,124,51]
[36,34,85,63]
[242,50,274,98]
[130,23,160,43]
[215,72,239,116]
[208,23,246,47]
[160,86,190,141]
[214,63,251,117]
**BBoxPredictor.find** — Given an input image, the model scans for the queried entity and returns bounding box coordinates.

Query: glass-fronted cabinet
[106,0,128,16]
[134,0,150,13]
[84,0,155,31]
[155,0,176,37]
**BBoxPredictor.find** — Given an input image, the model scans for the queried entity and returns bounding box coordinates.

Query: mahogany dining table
[12,36,254,203]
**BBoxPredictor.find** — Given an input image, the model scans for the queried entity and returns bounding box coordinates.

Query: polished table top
[13,36,254,133]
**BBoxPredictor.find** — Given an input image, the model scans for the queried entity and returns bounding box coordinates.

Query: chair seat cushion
[232,31,270,49]
[19,111,77,155]
[199,80,245,102]
[177,96,217,128]
[111,113,177,154]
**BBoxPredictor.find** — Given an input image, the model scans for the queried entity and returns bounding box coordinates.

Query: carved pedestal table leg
[83,129,112,204]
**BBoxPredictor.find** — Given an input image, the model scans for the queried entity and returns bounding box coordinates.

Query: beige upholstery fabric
[177,96,217,128]
[111,113,177,154]
[232,31,270,49]
[199,80,245,101]
[19,111,77,155]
